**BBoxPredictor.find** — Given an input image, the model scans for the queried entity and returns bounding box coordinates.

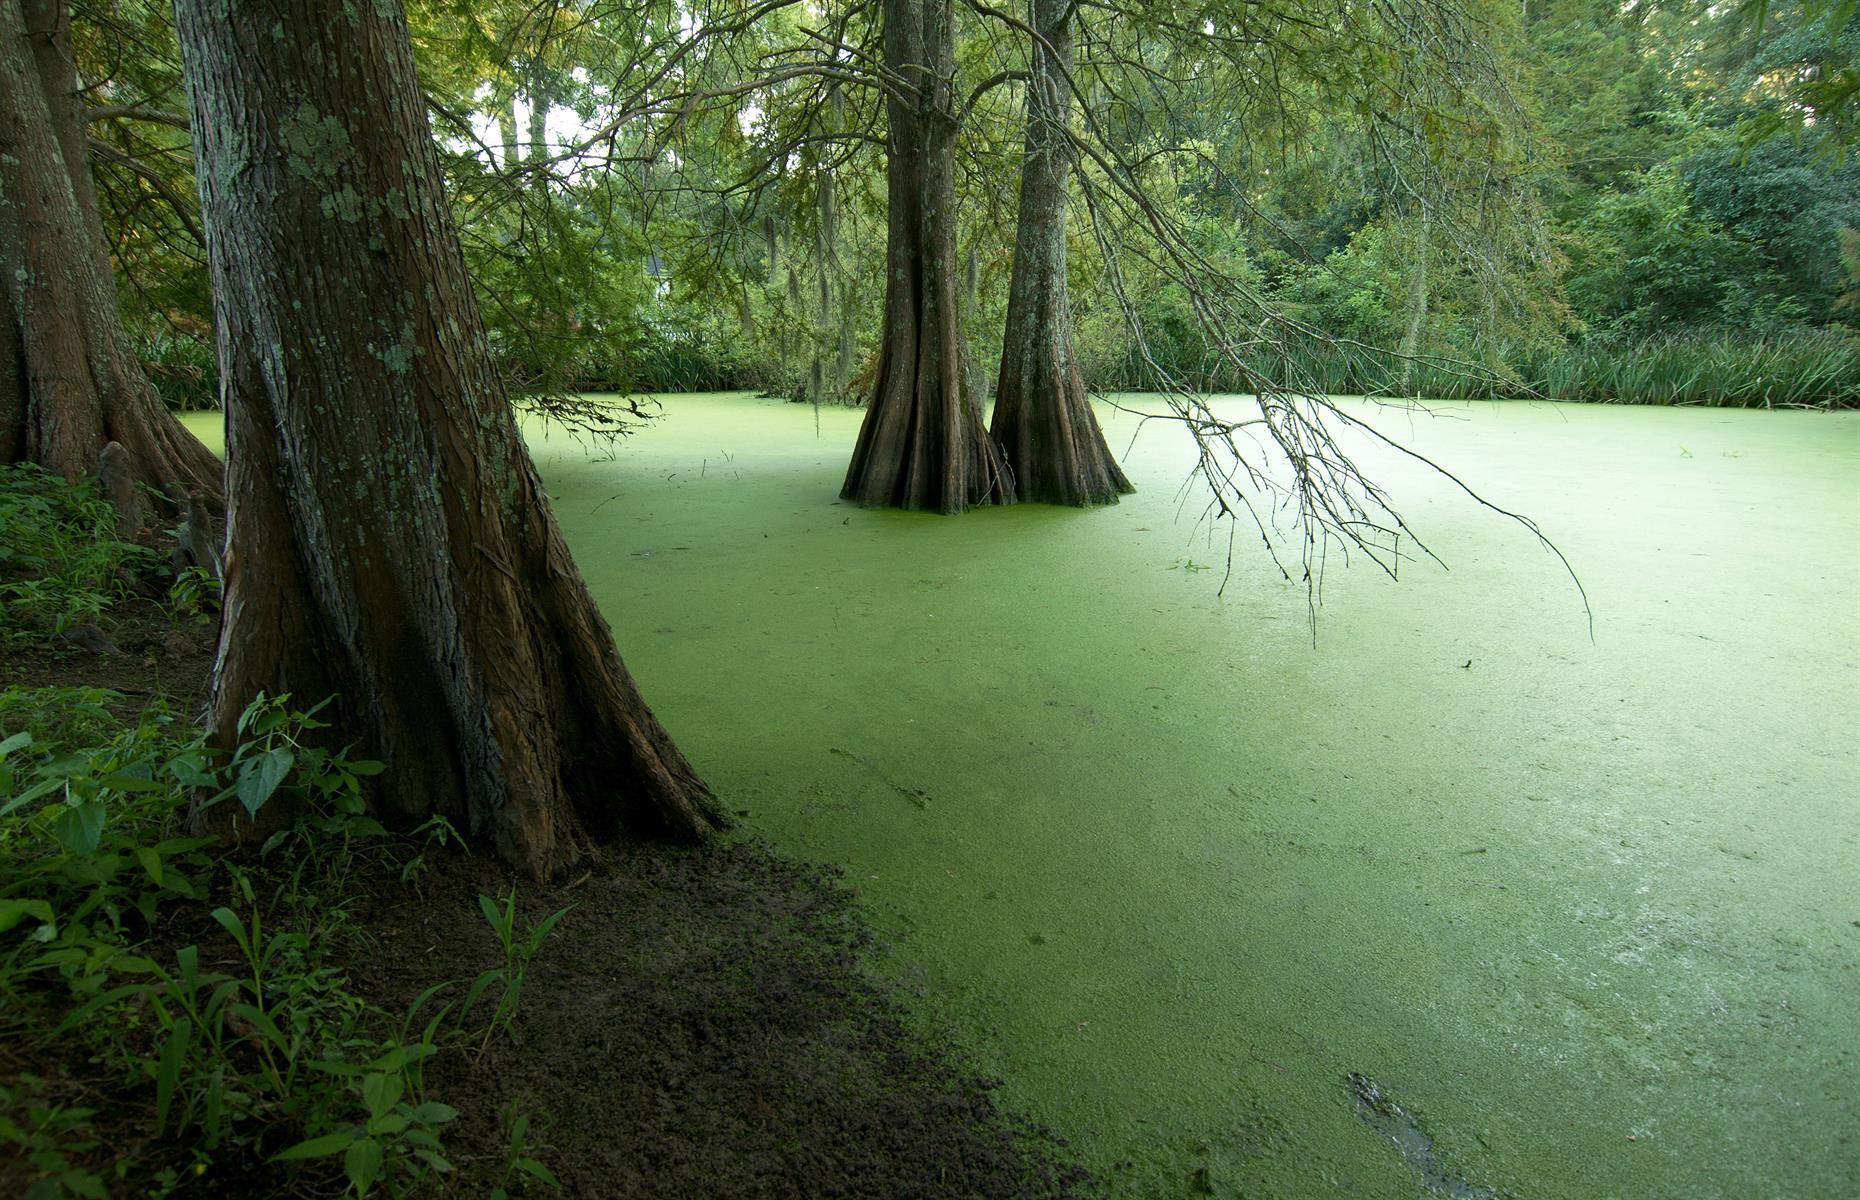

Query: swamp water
[186,397,1860,1197]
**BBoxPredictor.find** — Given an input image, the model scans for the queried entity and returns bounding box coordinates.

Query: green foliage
[164,566,221,631]
[272,1055,458,1198]
[0,449,519,1194]
[0,691,497,1196]
[462,890,571,1053]
[0,466,155,645]
[1679,136,1860,318]
[212,693,385,830]
[131,330,220,413]
[72,0,1860,413]
[1725,0,1860,151]
[0,697,214,967]
[1563,165,1787,337]
[0,1075,108,1199]
[1839,228,1860,315]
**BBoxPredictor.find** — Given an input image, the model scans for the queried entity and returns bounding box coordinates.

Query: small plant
[398,814,462,886]
[462,890,572,1052]
[488,1104,562,1200]
[164,566,221,629]
[273,1046,458,1197]
[207,693,388,886]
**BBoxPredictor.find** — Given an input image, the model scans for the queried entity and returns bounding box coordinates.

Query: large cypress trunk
[990,0,1130,506]
[173,0,726,879]
[0,280,22,461]
[0,0,221,513]
[841,0,1013,514]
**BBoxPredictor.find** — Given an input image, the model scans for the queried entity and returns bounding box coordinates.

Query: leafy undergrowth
[0,682,496,1197]
[1,468,1087,1198]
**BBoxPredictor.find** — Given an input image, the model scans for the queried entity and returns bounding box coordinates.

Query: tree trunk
[841,0,1013,514]
[1398,205,1432,396]
[0,0,221,516]
[0,279,22,461]
[497,98,520,170]
[990,0,1131,506]
[173,0,727,879]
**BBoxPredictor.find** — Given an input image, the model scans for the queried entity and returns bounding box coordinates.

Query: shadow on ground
[351,840,1090,1200]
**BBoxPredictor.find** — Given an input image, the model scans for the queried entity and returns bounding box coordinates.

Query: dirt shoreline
[4,607,1090,1199]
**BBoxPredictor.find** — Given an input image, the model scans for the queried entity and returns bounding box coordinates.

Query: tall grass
[1082,329,1860,409]
[1514,332,1860,408]
[140,317,1860,412]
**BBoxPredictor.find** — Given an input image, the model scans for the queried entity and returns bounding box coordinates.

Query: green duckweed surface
[182,397,1860,1198]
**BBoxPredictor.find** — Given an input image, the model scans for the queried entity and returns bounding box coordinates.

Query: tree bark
[173,0,727,879]
[990,0,1131,506]
[841,0,1013,514]
[0,278,22,461]
[0,0,221,515]
[1398,205,1432,395]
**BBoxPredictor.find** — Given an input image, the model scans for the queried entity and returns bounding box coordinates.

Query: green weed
[164,566,221,630]
[0,1076,107,1199]
[0,465,155,644]
[488,1105,562,1199]
[462,890,572,1053]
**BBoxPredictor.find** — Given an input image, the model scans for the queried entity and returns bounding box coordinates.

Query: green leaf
[517,1157,562,1186]
[0,730,30,758]
[347,759,386,776]
[413,1149,454,1174]
[408,1101,459,1125]
[476,893,505,933]
[0,775,61,818]
[344,1137,383,1196]
[361,1072,402,1119]
[155,1018,193,1131]
[526,905,573,956]
[368,1113,409,1136]
[236,747,294,817]
[235,692,273,736]
[274,1130,356,1161]
[135,846,164,886]
[161,870,200,899]
[51,983,145,1036]
[229,1002,289,1052]
[101,770,162,793]
[401,1129,443,1151]
[210,907,251,961]
[52,799,105,856]
[308,1057,368,1078]
[167,755,216,788]
[0,898,54,935]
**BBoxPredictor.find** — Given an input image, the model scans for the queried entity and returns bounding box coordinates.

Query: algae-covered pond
[194,397,1860,1197]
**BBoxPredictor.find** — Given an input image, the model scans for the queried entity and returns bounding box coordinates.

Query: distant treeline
[114,0,1860,413]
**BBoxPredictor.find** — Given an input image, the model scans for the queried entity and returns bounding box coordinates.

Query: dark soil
[5,607,1090,1200]
[3,590,217,716]
[358,843,1087,1199]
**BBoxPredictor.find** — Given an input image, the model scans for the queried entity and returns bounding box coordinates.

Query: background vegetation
[80,0,1860,418]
